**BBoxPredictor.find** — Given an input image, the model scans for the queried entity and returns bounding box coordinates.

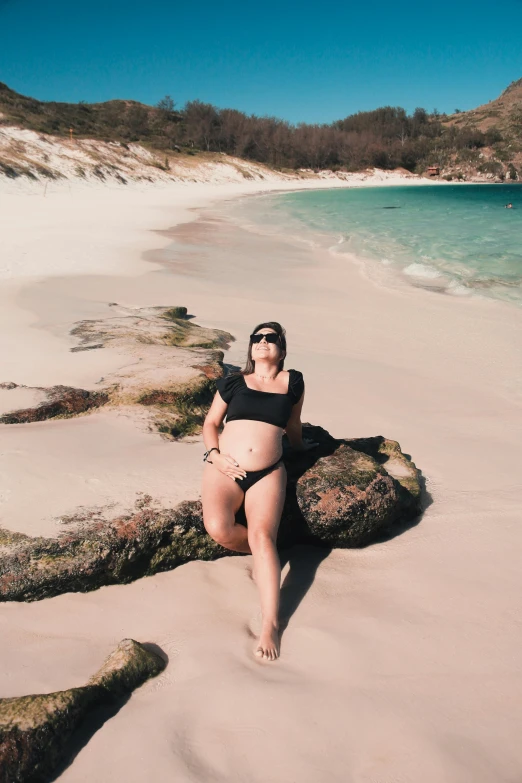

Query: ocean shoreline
[225,184,522,310]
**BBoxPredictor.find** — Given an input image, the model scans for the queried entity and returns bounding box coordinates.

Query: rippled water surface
[234,184,522,306]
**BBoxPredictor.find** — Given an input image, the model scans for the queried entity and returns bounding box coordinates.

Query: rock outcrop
[0,305,233,437]
[279,426,421,547]
[0,639,166,783]
[0,425,422,603]
[0,384,109,424]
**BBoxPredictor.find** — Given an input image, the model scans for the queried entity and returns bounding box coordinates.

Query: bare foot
[255,624,280,661]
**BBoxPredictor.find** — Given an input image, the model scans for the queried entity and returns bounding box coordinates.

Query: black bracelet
[203,447,220,463]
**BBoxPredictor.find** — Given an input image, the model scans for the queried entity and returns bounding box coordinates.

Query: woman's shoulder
[287,369,304,402]
[215,372,244,403]
[287,368,304,382]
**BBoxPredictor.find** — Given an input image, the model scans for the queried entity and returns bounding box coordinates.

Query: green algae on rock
[71,303,232,352]
[0,639,165,783]
[0,426,422,603]
[0,497,225,603]
[0,385,110,424]
[0,305,232,436]
[280,426,422,548]
[142,374,220,438]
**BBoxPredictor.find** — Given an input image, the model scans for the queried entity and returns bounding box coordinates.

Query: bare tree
[398,127,408,147]
[156,95,176,113]
[183,101,220,151]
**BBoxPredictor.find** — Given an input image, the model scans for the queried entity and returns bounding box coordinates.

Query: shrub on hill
[1,80,520,177]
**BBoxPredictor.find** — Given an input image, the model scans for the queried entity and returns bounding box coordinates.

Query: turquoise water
[240,184,522,306]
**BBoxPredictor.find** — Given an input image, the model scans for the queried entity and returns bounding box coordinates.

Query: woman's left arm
[285,391,305,449]
[286,392,318,452]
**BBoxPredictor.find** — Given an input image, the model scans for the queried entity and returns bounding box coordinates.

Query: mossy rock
[0,386,109,424]
[280,426,421,547]
[0,639,165,783]
[1,307,232,431]
[0,426,422,603]
[160,306,188,320]
[143,375,219,438]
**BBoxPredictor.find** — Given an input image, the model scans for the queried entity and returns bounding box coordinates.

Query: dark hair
[242,321,287,375]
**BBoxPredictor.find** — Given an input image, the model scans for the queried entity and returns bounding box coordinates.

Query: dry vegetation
[440,78,522,181]
[1,78,521,182]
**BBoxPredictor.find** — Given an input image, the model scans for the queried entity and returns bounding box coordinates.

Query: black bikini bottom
[235,459,283,493]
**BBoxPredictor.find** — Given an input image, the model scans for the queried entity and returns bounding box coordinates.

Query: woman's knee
[247,526,277,551]
[204,517,234,547]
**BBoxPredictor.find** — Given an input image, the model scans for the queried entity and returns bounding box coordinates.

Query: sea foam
[403,262,442,279]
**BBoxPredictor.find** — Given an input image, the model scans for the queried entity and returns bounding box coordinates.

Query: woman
[201,322,314,661]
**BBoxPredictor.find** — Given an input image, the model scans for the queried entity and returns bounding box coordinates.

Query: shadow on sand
[48,643,169,782]
[50,427,431,773]
[273,426,433,638]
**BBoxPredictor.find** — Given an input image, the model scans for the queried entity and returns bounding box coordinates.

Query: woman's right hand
[211,452,247,481]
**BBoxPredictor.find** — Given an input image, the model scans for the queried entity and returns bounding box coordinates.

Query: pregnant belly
[219,420,283,471]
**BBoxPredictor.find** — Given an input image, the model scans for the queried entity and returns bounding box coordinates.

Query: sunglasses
[250,332,280,344]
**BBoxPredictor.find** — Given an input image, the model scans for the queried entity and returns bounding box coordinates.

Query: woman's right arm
[202,392,247,481]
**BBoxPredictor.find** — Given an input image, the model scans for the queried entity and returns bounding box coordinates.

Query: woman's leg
[244,463,287,661]
[201,463,250,553]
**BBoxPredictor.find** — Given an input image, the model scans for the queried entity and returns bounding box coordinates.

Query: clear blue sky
[1,0,521,124]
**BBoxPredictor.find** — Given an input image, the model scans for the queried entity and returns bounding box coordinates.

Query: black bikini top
[215,370,304,429]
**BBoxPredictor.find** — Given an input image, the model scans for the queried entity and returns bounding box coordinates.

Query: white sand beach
[1,172,522,782]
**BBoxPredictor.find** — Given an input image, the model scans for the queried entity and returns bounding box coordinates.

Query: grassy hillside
[446,78,522,134]
[1,80,521,181]
[0,82,180,143]
[440,78,522,180]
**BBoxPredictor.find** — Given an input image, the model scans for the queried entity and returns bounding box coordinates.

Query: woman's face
[251,328,283,364]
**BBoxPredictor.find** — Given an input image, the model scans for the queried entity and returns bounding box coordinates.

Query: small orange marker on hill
[69,127,74,142]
